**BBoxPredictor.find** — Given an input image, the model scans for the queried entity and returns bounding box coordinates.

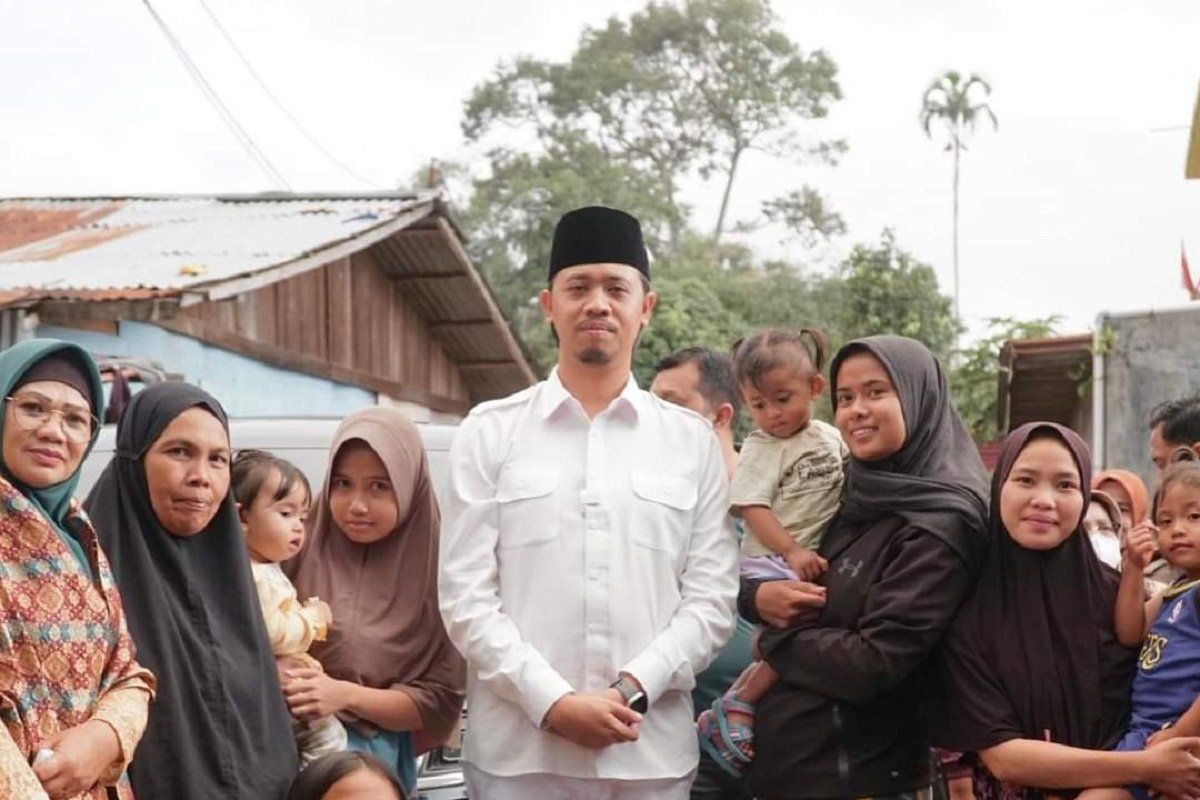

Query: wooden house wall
[170,249,471,414]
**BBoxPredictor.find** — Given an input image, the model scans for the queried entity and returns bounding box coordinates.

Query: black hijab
[933,422,1136,754]
[830,336,989,571]
[84,383,298,800]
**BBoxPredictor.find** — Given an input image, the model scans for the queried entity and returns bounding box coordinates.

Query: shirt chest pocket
[629,469,697,553]
[495,466,559,549]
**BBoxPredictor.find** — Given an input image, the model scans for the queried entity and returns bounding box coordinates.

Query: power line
[197,0,385,189]
[141,0,291,190]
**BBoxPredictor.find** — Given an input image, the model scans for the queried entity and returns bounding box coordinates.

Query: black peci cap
[548,206,649,282]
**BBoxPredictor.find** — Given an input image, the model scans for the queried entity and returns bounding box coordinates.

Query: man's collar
[540,367,642,421]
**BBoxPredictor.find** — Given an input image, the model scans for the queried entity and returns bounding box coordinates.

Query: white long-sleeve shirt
[439,368,738,780]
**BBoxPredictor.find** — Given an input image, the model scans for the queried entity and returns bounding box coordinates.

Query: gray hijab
[830,336,990,571]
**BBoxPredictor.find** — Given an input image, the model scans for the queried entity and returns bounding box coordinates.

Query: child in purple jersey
[1080,462,1200,800]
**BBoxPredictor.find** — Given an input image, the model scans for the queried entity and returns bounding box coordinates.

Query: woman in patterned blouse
[0,339,155,800]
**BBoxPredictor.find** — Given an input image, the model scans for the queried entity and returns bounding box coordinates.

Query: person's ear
[236,501,250,534]
[1169,444,1200,465]
[712,402,735,431]
[810,372,827,396]
[538,288,553,322]
[640,289,657,323]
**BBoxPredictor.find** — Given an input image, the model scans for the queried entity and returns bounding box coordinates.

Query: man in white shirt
[439,206,738,800]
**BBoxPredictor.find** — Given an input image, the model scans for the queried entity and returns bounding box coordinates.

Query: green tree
[949,315,1060,442]
[462,0,843,248]
[832,229,962,360]
[919,70,998,321]
[456,138,677,318]
[634,267,747,386]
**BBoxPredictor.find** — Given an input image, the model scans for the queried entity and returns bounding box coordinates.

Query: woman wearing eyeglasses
[0,339,155,800]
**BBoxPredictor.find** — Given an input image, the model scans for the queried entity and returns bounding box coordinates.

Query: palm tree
[920,70,997,323]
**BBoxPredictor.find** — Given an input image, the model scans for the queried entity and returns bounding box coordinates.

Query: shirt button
[589,569,601,580]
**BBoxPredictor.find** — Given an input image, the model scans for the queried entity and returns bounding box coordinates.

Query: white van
[77,417,457,502]
[77,416,468,800]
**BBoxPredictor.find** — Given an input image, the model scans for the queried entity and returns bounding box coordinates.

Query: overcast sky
[5,0,1200,338]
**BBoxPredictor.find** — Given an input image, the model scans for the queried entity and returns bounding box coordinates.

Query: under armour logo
[837,558,864,578]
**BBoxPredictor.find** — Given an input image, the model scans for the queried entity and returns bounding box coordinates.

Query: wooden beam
[45,317,119,336]
[426,319,497,330]
[389,272,467,282]
[156,318,470,416]
[428,217,537,386]
[37,298,182,325]
[457,362,523,372]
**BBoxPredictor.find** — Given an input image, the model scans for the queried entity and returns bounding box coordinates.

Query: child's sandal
[696,694,755,777]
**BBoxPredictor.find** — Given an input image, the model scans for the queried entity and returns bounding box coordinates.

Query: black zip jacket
[739,514,972,799]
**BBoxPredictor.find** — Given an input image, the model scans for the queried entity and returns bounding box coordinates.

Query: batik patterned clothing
[0,477,155,800]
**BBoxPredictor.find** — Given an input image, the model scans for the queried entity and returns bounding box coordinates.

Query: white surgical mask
[1089,532,1122,570]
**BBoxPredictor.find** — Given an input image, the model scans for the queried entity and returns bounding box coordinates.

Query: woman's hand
[755,580,826,629]
[284,667,353,721]
[275,655,308,692]
[1139,736,1200,798]
[32,720,120,799]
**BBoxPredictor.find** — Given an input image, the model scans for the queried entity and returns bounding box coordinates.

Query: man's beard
[577,346,612,365]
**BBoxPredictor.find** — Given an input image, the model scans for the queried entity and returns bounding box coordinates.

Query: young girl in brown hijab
[283,407,465,799]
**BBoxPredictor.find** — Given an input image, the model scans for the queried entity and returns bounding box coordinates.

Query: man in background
[651,348,754,800]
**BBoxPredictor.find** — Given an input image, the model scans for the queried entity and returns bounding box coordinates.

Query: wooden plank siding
[170,245,471,414]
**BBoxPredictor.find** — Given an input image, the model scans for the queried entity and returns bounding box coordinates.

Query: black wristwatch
[610,674,648,713]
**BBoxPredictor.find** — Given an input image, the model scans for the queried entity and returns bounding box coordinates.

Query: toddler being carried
[697,328,847,776]
[233,449,348,767]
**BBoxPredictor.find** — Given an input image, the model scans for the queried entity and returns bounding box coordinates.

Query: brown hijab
[1092,469,1150,524]
[284,407,465,743]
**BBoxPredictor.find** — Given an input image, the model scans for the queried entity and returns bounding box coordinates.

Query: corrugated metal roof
[0,193,439,295]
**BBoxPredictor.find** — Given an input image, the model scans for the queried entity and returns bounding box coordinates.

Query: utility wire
[197,0,385,189]
[141,0,291,190]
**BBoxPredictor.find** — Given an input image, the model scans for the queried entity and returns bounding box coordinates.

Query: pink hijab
[285,408,465,743]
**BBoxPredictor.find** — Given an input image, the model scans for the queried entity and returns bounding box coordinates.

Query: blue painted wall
[39,321,378,417]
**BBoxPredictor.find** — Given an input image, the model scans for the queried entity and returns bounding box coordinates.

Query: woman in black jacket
[739,335,989,799]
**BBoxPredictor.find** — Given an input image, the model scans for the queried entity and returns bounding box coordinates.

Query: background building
[0,192,534,420]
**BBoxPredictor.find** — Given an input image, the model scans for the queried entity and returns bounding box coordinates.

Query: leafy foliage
[462,0,843,245]
[919,71,998,147]
[831,230,962,360]
[949,316,1061,442]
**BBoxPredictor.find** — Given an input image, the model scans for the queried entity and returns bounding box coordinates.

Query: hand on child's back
[1123,523,1158,573]
[785,547,828,582]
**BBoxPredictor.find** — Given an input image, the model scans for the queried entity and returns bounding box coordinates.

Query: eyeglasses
[1083,520,1116,536]
[5,395,98,443]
